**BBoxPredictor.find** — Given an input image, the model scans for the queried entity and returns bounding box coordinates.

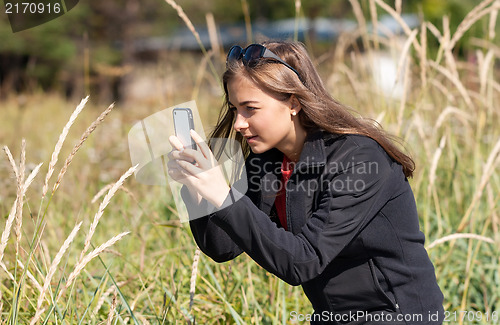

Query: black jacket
[186,131,444,324]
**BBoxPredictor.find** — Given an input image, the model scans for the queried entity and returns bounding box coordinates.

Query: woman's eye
[229,106,257,113]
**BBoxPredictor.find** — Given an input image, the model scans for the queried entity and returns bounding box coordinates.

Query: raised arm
[181,186,243,263]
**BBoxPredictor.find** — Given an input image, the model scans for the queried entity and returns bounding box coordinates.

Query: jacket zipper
[285,170,294,232]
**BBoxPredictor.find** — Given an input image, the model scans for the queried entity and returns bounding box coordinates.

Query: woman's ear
[290,95,301,115]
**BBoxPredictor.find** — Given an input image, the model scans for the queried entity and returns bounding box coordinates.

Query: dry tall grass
[0,97,137,324]
[1,0,499,323]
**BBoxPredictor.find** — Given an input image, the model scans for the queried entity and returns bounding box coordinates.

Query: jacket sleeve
[182,186,243,263]
[209,144,397,285]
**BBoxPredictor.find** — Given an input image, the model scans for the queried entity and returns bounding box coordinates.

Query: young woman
[167,41,444,325]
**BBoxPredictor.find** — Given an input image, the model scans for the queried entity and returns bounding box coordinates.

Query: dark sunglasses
[226,44,302,82]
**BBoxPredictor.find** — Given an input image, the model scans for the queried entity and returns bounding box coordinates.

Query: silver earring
[292,111,297,116]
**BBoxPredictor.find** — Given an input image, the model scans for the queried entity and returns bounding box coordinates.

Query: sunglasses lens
[226,44,301,82]
[227,46,243,62]
[243,45,265,66]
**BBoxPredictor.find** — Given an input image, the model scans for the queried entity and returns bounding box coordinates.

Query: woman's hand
[167,130,231,208]
[166,141,203,205]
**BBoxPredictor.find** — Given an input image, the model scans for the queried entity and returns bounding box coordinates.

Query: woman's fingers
[167,163,184,181]
[189,130,213,160]
[167,146,194,182]
[180,130,211,168]
[167,159,196,186]
[169,135,197,164]
[178,148,203,165]
[169,135,185,151]
[168,130,221,183]
[188,129,220,167]
[167,150,178,161]
[176,158,202,175]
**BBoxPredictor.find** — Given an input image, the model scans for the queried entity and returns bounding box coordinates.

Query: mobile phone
[173,108,197,150]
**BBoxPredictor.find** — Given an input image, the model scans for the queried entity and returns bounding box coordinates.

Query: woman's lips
[246,135,258,143]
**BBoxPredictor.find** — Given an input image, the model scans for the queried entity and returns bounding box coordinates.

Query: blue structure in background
[134,14,419,53]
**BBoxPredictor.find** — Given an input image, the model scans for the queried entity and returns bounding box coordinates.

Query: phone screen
[173,108,196,150]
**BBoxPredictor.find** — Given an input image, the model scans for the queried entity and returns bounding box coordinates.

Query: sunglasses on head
[226,44,302,82]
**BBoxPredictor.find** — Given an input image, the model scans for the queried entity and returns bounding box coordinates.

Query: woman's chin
[249,144,270,154]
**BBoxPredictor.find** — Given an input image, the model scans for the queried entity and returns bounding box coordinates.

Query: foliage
[409,0,500,53]
[0,0,494,96]
[0,0,499,324]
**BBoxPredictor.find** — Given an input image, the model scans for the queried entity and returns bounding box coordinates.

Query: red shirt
[275,155,294,231]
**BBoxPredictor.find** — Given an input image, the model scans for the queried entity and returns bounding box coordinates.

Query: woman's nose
[233,113,249,132]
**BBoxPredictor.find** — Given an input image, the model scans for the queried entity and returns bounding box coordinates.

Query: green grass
[1,1,500,324]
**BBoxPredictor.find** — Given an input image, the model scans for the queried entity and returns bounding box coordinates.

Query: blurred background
[1,0,499,324]
[0,0,488,105]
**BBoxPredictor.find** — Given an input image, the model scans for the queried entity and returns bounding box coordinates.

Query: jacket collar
[250,130,341,173]
[295,130,327,172]
[252,130,340,233]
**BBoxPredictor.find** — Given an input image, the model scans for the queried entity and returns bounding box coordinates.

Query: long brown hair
[210,41,415,178]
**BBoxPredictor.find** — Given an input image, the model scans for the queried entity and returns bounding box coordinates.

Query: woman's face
[227,75,302,155]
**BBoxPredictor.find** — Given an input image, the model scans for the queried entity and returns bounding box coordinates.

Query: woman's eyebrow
[234,100,259,106]
[228,100,259,107]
